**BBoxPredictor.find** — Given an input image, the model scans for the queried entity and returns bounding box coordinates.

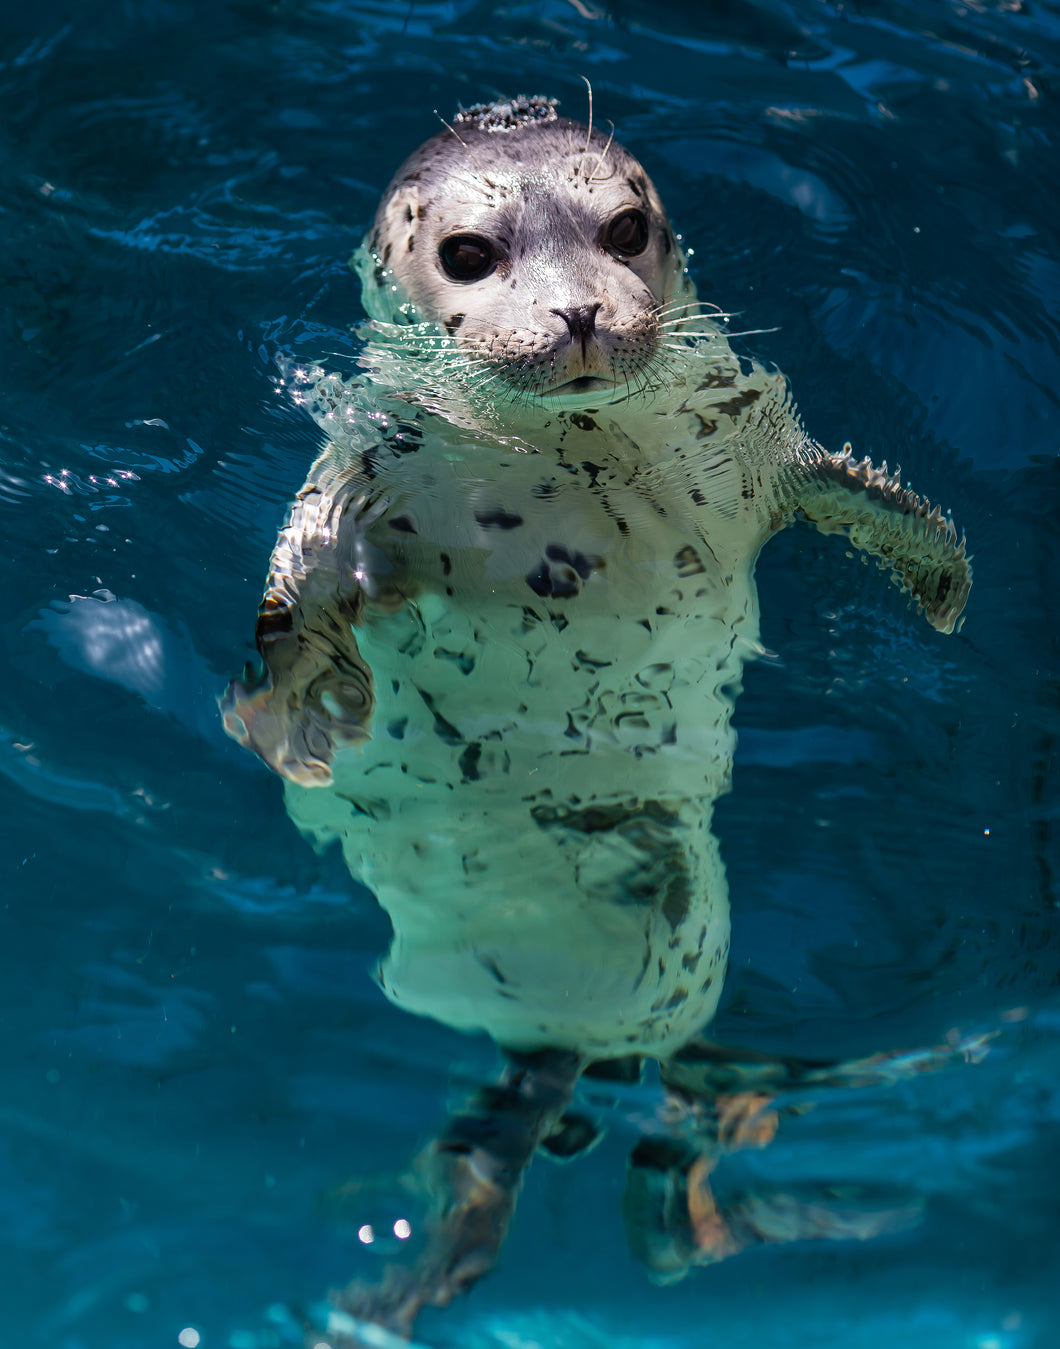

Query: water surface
[2,2,1059,1347]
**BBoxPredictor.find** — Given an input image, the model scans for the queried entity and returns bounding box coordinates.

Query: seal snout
[551,302,602,357]
[548,301,612,386]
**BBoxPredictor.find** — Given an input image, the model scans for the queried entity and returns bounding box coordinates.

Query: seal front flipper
[788,446,972,634]
[221,462,386,786]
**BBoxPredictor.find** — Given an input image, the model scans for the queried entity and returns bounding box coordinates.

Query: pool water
[2,2,1059,1347]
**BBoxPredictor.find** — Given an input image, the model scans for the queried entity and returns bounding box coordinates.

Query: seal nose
[551,303,602,357]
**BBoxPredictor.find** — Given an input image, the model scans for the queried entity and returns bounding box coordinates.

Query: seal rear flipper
[328,1050,582,1341]
[790,447,972,634]
[221,468,379,787]
[622,1138,922,1284]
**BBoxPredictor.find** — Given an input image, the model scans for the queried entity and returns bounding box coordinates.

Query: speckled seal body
[224,97,971,1063]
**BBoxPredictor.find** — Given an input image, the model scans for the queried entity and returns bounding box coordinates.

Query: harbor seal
[223,95,971,1339]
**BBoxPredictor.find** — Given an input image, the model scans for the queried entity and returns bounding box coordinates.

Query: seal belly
[284,563,753,1057]
[290,779,730,1057]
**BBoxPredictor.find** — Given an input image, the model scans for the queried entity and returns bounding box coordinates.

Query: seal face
[365,100,692,402]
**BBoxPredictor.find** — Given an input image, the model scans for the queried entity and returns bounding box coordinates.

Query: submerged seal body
[223,96,971,1330]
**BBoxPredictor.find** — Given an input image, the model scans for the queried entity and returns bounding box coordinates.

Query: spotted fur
[223,103,971,1062]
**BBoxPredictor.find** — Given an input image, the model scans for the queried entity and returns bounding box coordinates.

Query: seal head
[364,97,693,402]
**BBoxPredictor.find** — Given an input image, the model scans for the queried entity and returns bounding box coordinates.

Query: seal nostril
[550,303,602,342]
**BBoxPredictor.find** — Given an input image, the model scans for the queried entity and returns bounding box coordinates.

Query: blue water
[3,2,1059,1346]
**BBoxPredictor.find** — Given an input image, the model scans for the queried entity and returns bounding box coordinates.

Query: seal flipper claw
[791,446,972,634]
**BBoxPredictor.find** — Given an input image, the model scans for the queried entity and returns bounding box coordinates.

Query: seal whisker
[655,299,733,317]
[580,74,594,158]
[656,311,737,328]
[433,109,493,182]
[588,120,616,183]
[716,326,782,339]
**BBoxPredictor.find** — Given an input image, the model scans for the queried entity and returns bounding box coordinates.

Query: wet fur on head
[364,97,695,404]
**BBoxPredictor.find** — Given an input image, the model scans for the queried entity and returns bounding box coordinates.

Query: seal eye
[604,209,650,258]
[439,234,495,282]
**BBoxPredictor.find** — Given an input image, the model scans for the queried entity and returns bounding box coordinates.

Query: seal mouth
[548,375,616,397]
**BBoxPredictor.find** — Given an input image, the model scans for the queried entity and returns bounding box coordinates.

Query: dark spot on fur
[459,742,482,781]
[690,488,706,506]
[382,243,391,264]
[596,493,630,534]
[440,551,452,576]
[474,950,507,983]
[387,718,407,740]
[660,873,692,933]
[580,460,604,485]
[475,507,524,530]
[524,561,550,597]
[407,235,414,252]
[626,176,643,197]
[413,685,463,745]
[573,649,612,669]
[527,557,577,598]
[335,794,384,820]
[404,204,414,223]
[571,413,598,432]
[445,313,465,335]
[546,544,593,578]
[717,389,761,419]
[435,647,475,675]
[675,545,705,577]
[390,514,417,533]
